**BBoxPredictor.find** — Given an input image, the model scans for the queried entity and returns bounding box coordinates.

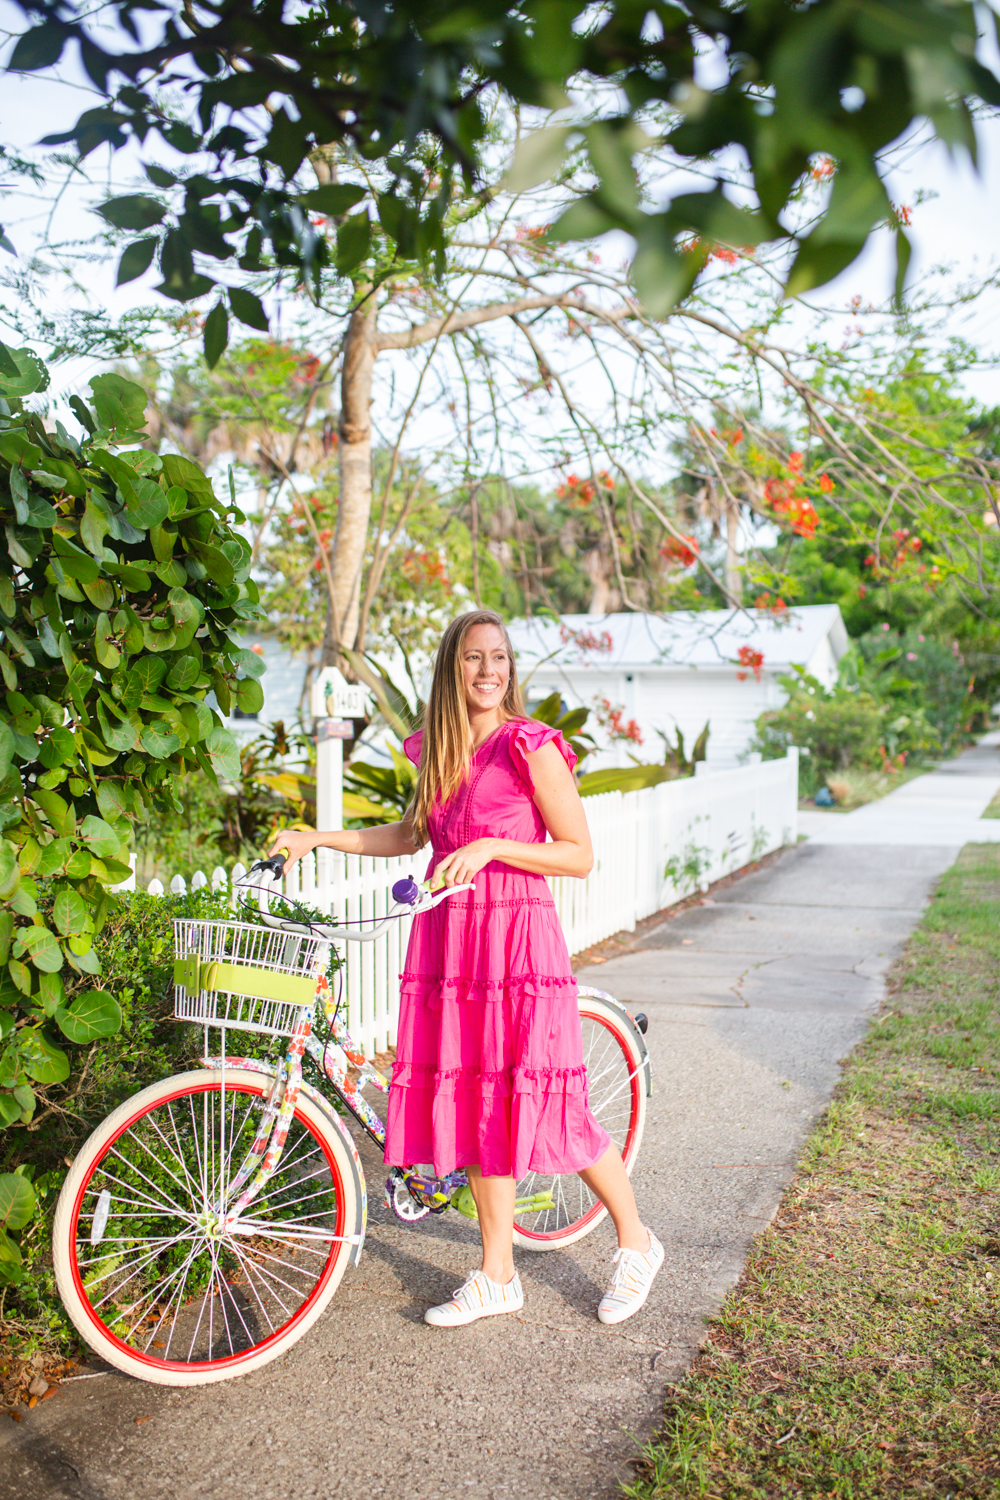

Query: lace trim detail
[411,894,555,910]
[391,1061,589,1095]
[400,972,576,991]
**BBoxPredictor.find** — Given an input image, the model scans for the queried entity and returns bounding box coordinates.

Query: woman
[270,610,662,1327]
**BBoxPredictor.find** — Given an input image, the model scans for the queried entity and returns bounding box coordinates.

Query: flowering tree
[6,106,999,671]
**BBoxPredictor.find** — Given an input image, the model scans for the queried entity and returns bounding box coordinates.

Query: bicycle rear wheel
[53,1069,359,1386]
[513,991,647,1250]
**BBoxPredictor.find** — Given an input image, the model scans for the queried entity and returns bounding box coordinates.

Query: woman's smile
[462,623,511,714]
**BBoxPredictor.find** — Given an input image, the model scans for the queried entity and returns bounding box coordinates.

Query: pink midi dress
[383,718,611,1179]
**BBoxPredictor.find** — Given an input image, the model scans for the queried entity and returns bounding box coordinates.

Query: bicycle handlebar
[237,857,473,942]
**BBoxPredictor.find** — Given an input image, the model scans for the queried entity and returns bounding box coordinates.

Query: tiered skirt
[384,888,610,1178]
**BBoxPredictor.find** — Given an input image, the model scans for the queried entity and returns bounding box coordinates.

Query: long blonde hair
[410,610,525,847]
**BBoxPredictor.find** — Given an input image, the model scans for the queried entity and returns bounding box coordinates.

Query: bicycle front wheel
[513,992,647,1250]
[52,1069,359,1386]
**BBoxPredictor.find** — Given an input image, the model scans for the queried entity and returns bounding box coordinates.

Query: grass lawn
[624,843,1000,1500]
[982,791,1000,820]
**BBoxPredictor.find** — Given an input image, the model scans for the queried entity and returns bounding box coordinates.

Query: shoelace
[451,1272,481,1299]
[607,1247,647,1293]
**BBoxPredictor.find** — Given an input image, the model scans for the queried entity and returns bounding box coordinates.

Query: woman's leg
[578,1144,650,1253]
[465,1164,517,1283]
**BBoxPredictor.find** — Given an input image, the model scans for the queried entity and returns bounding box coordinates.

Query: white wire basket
[173,917,331,1038]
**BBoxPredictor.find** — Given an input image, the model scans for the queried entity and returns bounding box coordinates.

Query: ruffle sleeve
[402,730,424,767]
[509,719,577,796]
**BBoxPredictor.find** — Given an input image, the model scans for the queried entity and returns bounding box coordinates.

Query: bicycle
[52,857,651,1387]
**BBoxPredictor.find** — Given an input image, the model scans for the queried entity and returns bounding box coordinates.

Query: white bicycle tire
[53,1068,359,1387]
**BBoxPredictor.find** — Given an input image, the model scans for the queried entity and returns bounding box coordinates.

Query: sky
[1,6,1000,413]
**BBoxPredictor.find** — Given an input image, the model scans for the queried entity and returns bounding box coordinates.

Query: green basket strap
[173,955,317,1007]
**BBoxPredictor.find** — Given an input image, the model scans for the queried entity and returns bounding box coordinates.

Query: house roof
[507,605,848,675]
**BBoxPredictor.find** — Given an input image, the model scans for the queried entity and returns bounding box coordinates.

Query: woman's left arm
[433,741,594,884]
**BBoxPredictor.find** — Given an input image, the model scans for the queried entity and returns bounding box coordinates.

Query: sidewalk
[2,746,993,1500]
[798,731,1000,845]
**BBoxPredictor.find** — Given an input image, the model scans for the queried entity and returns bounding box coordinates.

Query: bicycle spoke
[122,1238,206,1347]
[243,1184,336,1215]
[80,1167,189,1220]
[223,1238,280,1337]
[106,1146,188,1219]
[228,1244,298,1318]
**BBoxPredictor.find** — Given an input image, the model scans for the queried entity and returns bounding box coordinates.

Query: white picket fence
[119,749,798,1057]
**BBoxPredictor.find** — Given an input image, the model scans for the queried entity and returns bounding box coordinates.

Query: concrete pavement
[798,729,1000,845]
[3,740,995,1500]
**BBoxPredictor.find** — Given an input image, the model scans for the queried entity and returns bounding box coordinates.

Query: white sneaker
[597,1230,664,1324]
[424,1269,524,1328]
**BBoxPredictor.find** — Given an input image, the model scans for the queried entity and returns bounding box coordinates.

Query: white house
[507,606,849,768]
[223,604,848,769]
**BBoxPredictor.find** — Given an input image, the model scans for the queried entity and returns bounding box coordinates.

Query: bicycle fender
[200,1056,368,1266]
[576,985,653,1098]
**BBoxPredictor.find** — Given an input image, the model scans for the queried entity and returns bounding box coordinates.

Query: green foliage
[753,617,979,799]
[0,347,260,1180]
[844,625,973,751]
[0,1168,35,1284]
[752,669,888,796]
[664,837,711,895]
[130,719,316,879]
[7,0,998,351]
[656,721,709,778]
[681,353,1000,622]
[344,746,417,826]
[217,720,316,858]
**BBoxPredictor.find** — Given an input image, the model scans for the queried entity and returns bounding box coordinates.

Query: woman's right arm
[268,813,419,872]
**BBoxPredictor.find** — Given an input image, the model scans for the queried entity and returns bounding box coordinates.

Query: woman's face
[460,623,511,716]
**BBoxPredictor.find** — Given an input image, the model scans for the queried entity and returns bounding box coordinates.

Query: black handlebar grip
[252,855,287,879]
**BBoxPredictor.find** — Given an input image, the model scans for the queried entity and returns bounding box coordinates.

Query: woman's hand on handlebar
[266,829,321,874]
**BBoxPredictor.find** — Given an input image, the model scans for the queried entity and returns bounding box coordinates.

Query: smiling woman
[269,607,664,1329]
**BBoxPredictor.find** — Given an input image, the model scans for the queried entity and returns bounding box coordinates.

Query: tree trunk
[725,498,742,604]
[323,286,377,664]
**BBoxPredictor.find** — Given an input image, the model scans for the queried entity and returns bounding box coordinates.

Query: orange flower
[735,645,765,683]
[659,535,700,569]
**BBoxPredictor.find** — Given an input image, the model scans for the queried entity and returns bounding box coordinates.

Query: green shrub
[751,671,885,795]
[0,346,262,1270]
[846,626,970,752]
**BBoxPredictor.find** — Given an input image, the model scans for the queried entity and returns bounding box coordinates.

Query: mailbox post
[310,668,369,831]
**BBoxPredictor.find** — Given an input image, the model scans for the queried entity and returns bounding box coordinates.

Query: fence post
[310,668,368,833]
[315,720,349,832]
[110,853,137,893]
